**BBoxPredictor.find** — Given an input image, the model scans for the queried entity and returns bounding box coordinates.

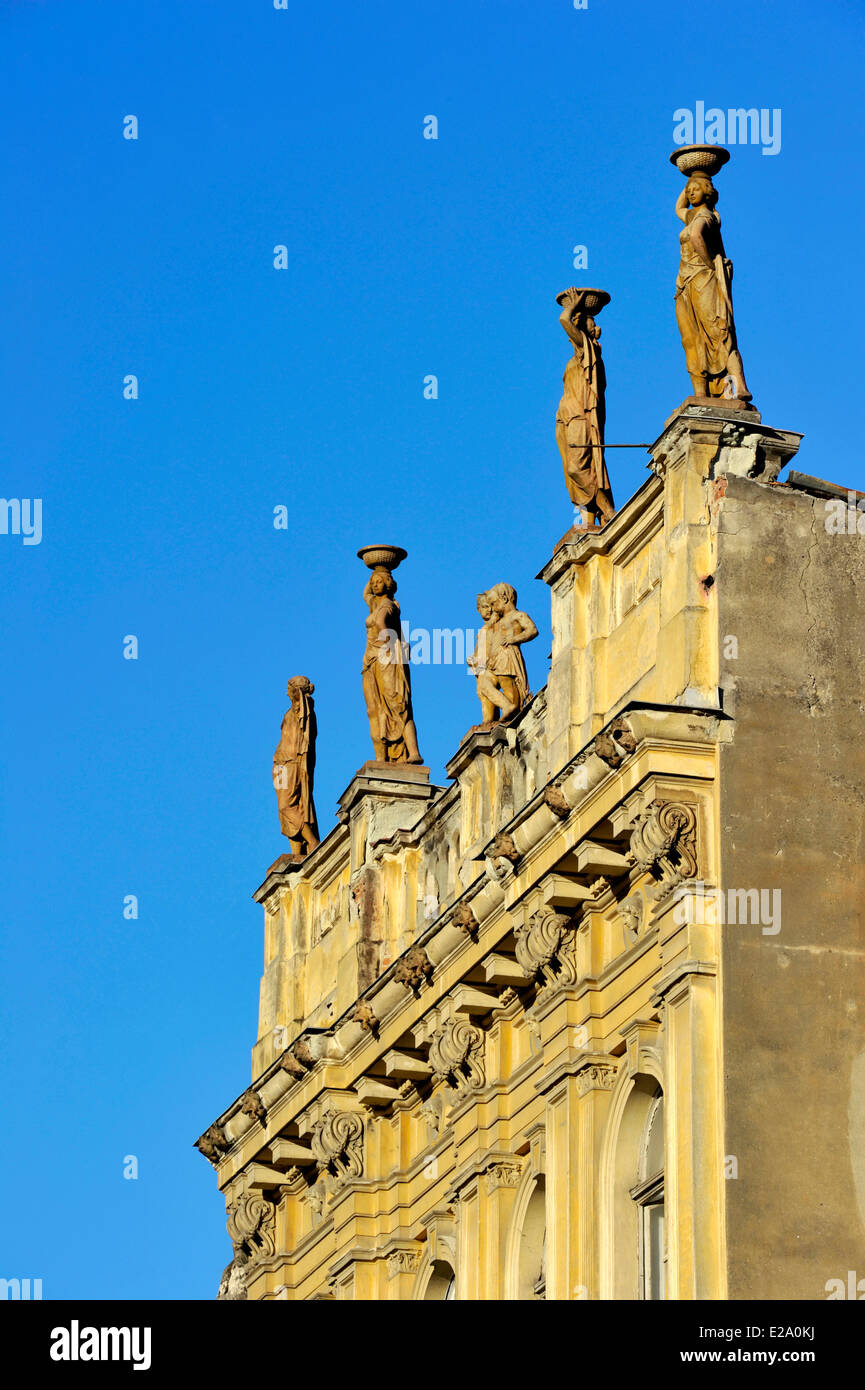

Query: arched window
[423,1261,456,1300]
[606,1076,666,1299]
[517,1176,546,1300]
[630,1092,666,1300]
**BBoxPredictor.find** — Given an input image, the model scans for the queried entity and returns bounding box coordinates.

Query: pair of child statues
[272,579,538,855]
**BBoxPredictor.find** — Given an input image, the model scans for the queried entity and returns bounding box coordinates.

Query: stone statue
[467,591,500,723]
[468,583,538,722]
[670,145,751,402]
[555,286,615,527]
[358,545,422,764]
[273,675,319,854]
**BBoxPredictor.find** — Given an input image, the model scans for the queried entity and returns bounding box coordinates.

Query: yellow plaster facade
[199,402,865,1301]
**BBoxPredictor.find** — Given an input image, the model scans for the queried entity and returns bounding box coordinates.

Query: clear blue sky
[2,0,862,1299]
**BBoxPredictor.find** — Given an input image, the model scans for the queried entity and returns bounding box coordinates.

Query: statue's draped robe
[362,596,414,758]
[674,206,739,395]
[272,696,317,841]
[555,330,612,509]
[490,618,530,708]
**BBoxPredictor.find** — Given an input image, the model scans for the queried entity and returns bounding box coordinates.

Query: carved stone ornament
[304,1180,329,1224]
[628,800,698,884]
[543,785,571,819]
[292,1038,316,1068]
[197,1123,229,1165]
[514,907,578,990]
[351,1000,378,1032]
[240,1089,266,1124]
[593,717,637,769]
[226,1190,277,1263]
[279,1048,309,1080]
[484,1161,523,1194]
[386,1249,423,1278]
[619,893,644,944]
[310,1107,365,1183]
[394,945,433,992]
[452,901,479,936]
[489,832,520,865]
[428,1018,485,1092]
[609,716,636,754]
[421,1091,447,1143]
[575,1062,618,1097]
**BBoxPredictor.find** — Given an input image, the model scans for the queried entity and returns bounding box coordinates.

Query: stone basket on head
[357,544,407,573]
[669,144,730,178]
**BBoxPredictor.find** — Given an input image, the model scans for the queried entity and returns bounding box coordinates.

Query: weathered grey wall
[716,473,865,1300]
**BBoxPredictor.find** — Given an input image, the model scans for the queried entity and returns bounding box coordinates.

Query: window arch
[630,1092,666,1300]
[504,1173,546,1300]
[422,1260,456,1300]
[604,1075,666,1299]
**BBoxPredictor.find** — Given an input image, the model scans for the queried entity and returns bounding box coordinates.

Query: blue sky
[1,0,863,1298]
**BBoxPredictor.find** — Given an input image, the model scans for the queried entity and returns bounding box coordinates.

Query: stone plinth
[336,761,433,825]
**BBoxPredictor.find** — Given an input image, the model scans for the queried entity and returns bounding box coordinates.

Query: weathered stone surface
[715,470,865,1299]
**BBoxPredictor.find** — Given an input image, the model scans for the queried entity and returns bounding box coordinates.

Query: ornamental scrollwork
[310,1107,365,1183]
[628,800,698,885]
[513,907,578,990]
[225,1190,277,1262]
[428,1018,485,1092]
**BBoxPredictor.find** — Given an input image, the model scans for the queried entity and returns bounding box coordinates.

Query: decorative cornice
[199,706,729,1171]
